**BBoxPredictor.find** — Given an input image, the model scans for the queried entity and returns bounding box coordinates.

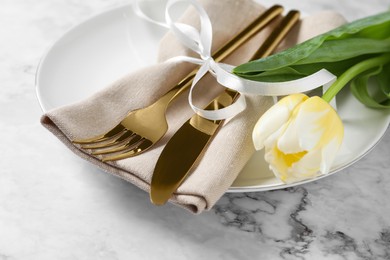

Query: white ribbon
[133,0,337,120]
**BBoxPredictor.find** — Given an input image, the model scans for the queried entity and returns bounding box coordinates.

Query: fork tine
[102,139,154,162]
[81,130,135,149]
[91,134,143,155]
[73,124,126,144]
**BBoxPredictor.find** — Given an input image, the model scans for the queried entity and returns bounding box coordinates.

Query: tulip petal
[256,93,344,184]
[263,95,344,184]
[276,107,307,154]
[264,136,309,183]
[283,96,343,152]
[252,94,307,150]
[320,137,343,174]
[302,97,344,149]
[285,148,323,183]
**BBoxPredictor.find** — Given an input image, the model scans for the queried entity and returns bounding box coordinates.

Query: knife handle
[251,10,301,60]
[227,10,301,105]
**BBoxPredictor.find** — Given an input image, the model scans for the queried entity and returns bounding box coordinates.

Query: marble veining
[1,0,390,259]
[215,189,314,258]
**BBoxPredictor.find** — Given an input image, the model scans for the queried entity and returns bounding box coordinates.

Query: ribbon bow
[133,0,337,120]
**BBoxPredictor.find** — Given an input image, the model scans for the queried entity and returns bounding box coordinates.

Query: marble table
[1,0,389,259]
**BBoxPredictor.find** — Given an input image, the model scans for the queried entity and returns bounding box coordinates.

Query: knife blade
[150,10,301,205]
[150,90,238,205]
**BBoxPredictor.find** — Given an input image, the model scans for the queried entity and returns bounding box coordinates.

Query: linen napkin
[41,0,346,213]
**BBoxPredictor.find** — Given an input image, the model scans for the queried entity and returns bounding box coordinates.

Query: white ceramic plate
[36,4,390,192]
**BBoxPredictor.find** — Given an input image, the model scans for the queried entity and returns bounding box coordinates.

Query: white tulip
[253,94,344,184]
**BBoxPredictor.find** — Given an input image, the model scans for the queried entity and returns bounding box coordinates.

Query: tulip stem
[322,53,390,103]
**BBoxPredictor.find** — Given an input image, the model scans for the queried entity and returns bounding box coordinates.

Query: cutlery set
[73,5,300,205]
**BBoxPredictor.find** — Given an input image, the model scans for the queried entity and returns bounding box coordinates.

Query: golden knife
[150,10,301,205]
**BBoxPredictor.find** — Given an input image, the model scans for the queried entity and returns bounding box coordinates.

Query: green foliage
[233,11,390,108]
[351,63,390,108]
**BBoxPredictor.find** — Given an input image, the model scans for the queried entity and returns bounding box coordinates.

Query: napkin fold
[41,0,346,213]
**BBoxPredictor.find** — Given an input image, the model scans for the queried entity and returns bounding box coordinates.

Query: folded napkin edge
[41,114,209,213]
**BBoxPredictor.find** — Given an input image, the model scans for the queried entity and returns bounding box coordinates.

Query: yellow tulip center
[276,148,308,167]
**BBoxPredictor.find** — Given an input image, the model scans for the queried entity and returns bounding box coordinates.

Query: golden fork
[73,5,284,162]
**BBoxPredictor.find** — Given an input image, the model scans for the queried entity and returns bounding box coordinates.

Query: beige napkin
[41,0,346,213]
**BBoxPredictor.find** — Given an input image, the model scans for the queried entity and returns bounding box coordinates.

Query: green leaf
[245,55,371,81]
[293,37,390,65]
[233,11,390,76]
[322,53,390,102]
[350,66,390,108]
[378,63,390,97]
[232,10,390,109]
[238,67,307,82]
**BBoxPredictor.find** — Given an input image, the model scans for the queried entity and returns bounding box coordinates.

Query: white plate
[36,4,390,192]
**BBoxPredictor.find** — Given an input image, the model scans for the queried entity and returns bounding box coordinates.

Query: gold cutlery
[72,5,284,162]
[150,10,301,205]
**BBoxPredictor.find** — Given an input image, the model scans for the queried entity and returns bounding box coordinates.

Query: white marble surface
[1,0,390,259]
